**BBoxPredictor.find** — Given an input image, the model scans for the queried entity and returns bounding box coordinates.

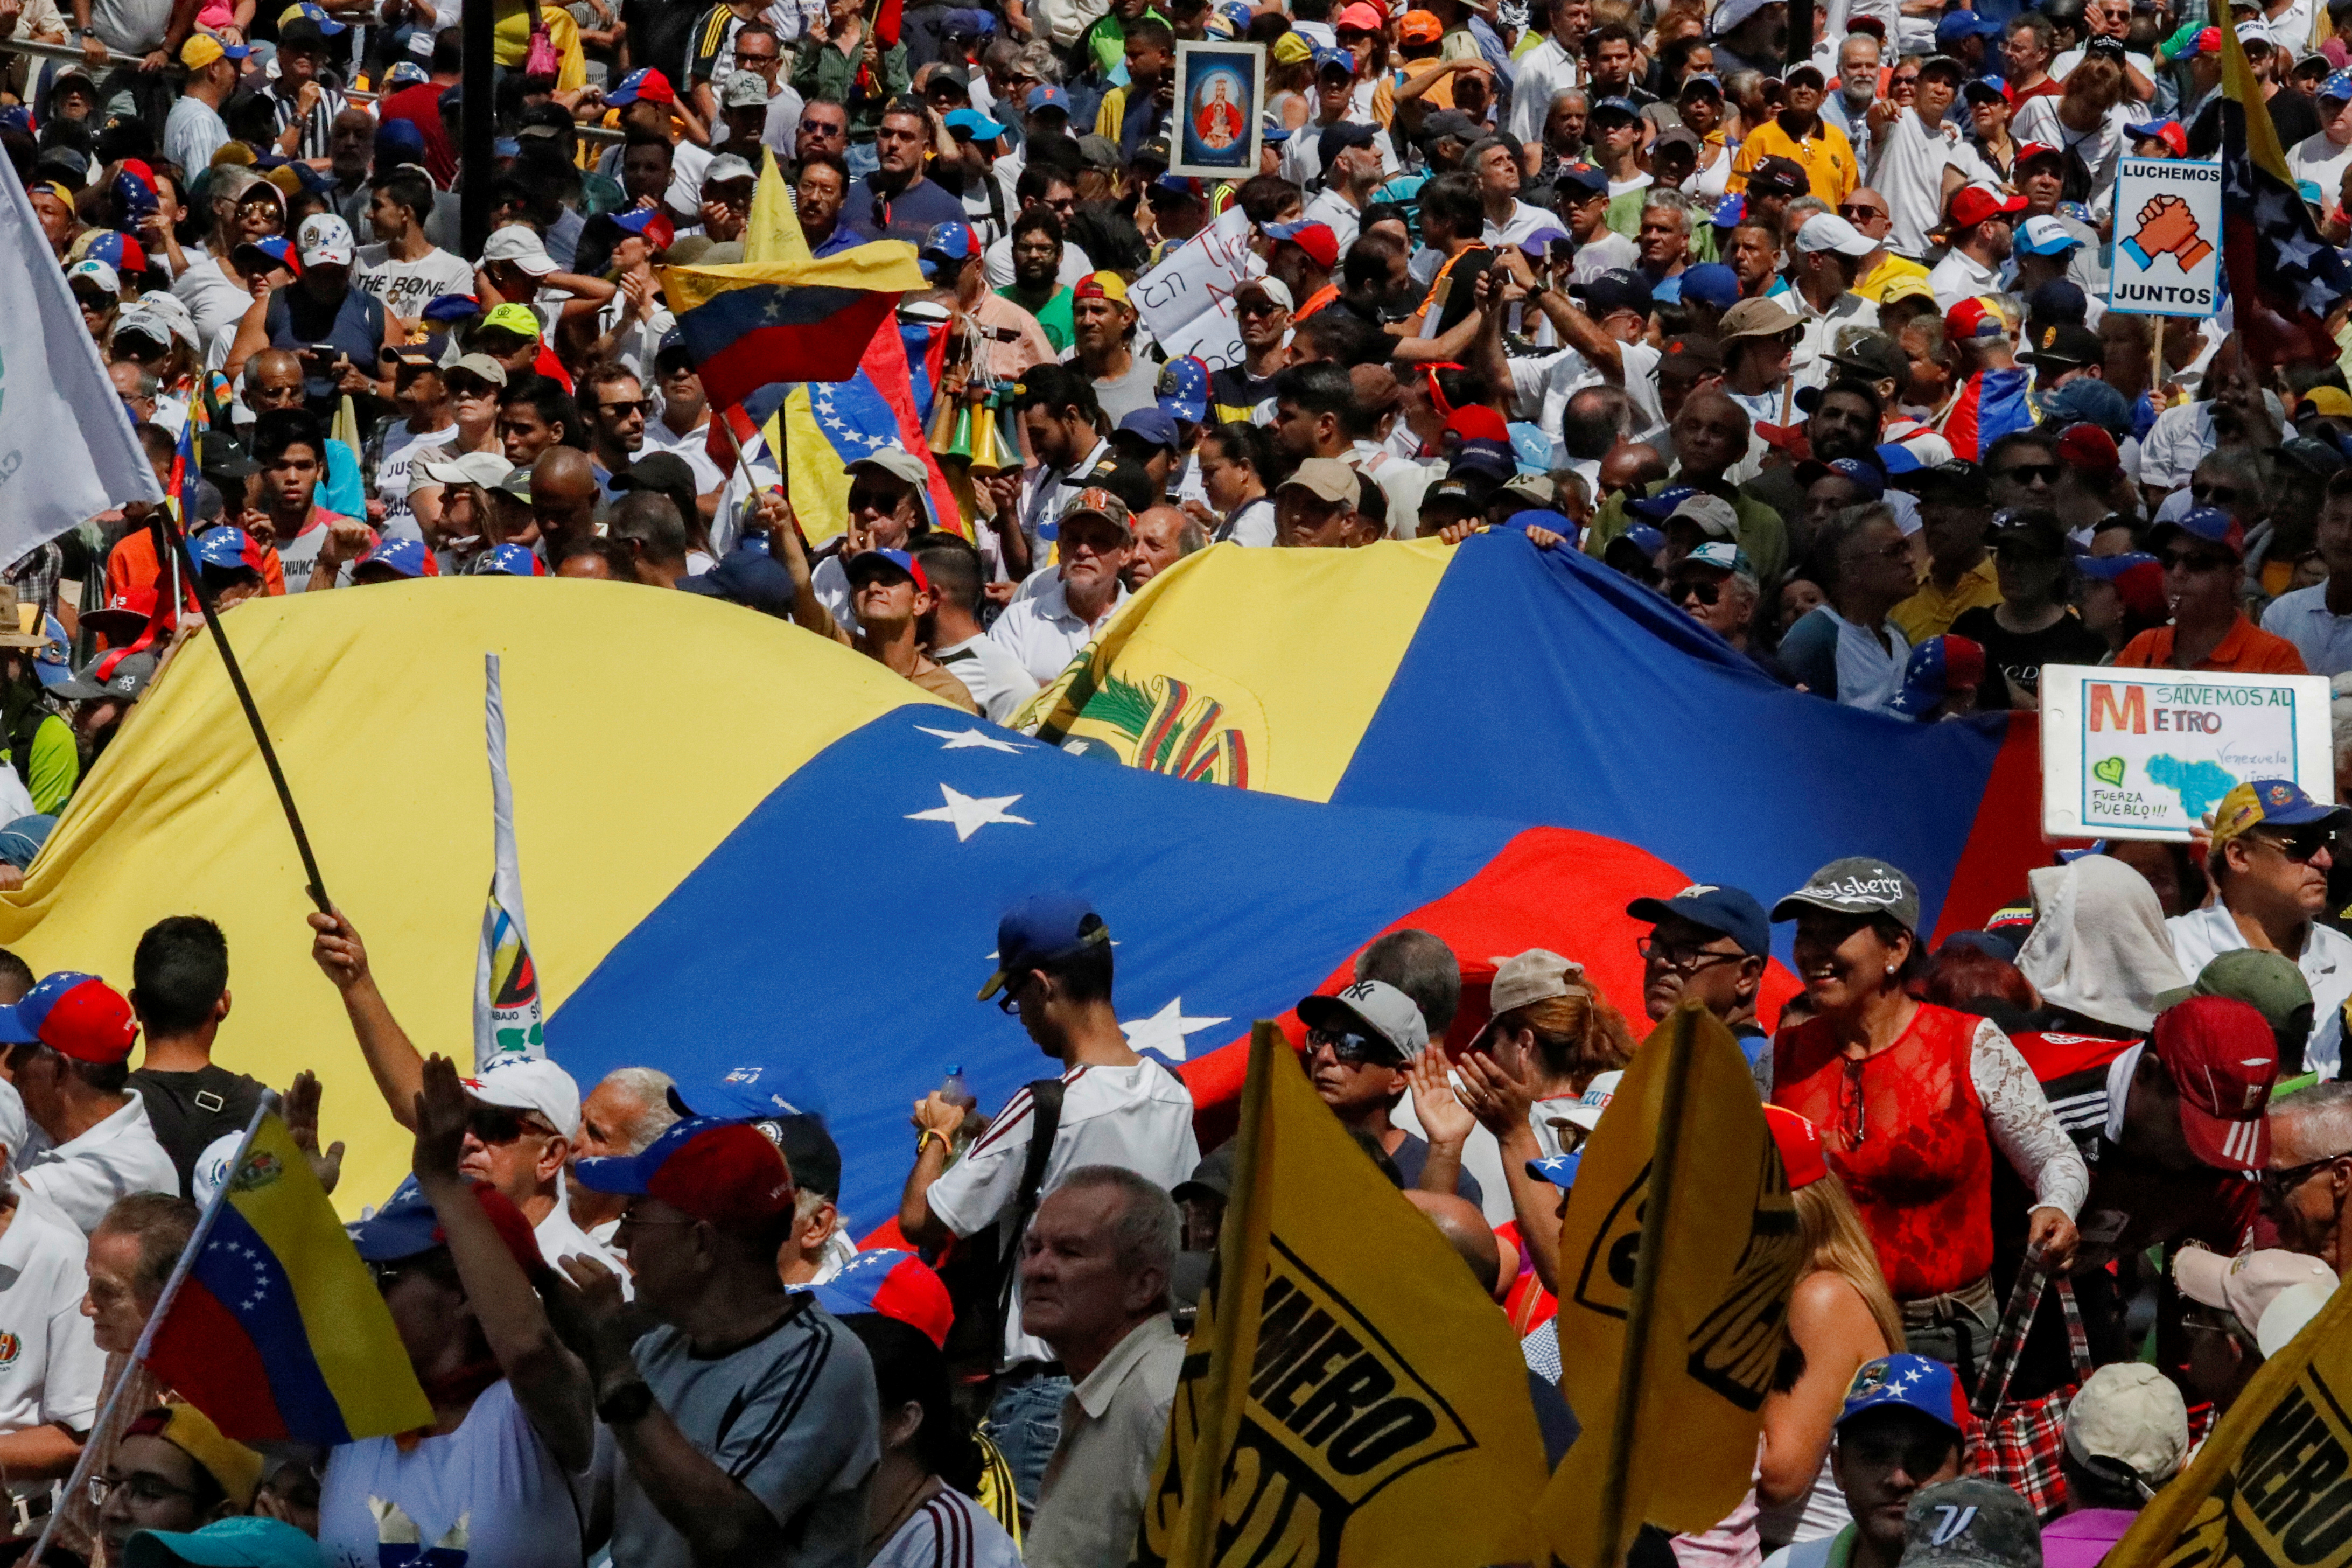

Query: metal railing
[0,32,623,141]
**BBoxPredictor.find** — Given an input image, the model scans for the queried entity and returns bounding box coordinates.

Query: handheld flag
[0,157,165,557]
[475,653,543,1067]
[2221,22,2352,365]
[742,147,813,266]
[661,243,927,410]
[1540,1004,1807,1568]
[1138,1024,1548,1568]
[2102,1267,2352,1566]
[144,1113,433,1443]
[782,317,967,544]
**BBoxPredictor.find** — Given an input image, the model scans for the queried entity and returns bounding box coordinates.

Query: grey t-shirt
[614,1299,881,1568]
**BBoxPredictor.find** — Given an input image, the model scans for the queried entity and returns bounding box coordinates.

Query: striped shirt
[872,1490,1023,1568]
[268,81,349,163]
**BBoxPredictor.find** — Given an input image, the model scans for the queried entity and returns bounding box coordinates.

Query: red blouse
[1773,1002,1993,1301]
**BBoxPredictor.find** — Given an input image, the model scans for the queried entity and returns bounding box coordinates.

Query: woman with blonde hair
[2011,52,2129,215]
[1757,1104,1906,1551]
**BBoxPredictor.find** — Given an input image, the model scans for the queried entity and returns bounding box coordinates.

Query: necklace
[866,1472,942,1552]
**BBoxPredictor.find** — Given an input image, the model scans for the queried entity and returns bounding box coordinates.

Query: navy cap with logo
[1625,883,1770,957]
[979,894,1110,1000]
[1553,160,1609,198]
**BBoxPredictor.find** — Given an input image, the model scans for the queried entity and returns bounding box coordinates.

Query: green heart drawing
[2092,757,2126,787]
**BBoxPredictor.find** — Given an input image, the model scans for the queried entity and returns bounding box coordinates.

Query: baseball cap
[1889,633,1986,718]
[67,258,121,297]
[2304,387,2352,420]
[811,1248,954,1347]
[51,649,157,703]
[1485,948,1592,1026]
[478,302,543,342]
[2015,214,2084,257]
[292,213,355,269]
[572,1116,797,1228]
[1399,8,1443,41]
[918,219,981,278]
[1717,296,1801,341]
[1961,72,2012,103]
[1038,485,1136,543]
[845,548,932,594]
[2150,994,2277,1171]
[1334,1,1384,29]
[1625,884,1770,956]
[353,538,439,580]
[124,1516,328,1568]
[123,1405,264,1513]
[719,69,768,109]
[416,449,515,491]
[1744,154,1810,198]
[1278,458,1359,506]
[1626,484,1700,521]
[1773,857,1922,931]
[1762,1104,1829,1187]
[1114,407,1180,456]
[1024,82,1072,115]
[2053,422,2123,478]
[2175,1246,2340,1355]
[348,1175,544,1270]
[1675,541,1753,577]
[2126,117,2190,155]
[1317,120,1378,176]
[464,1054,583,1138]
[191,526,266,577]
[1559,1069,1622,1131]
[0,971,135,1060]
[179,33,249,68]
[1073,270,1130,304]
[606,67,676,106]
[1935,7,1999,42]
[2147,504,2248,561]
[1949,185,2027,230]
[384,60,430,86]
[1526,1153,1582,1191]
[1263,218,1340,270]
[2061,1362,2190,1495]
[1794,213,1878,257]
[978,894,1109,999]
[1677,263,1740,309]
[677,542,793,614]
[1901,1479,2041,1568]
[1297,978,1429,1063]
[2153,949,2313,1038]
[477,543,547,577]
[667,1062,814,1121]
[1838,1353,1967,1432]
[1944,296,2010,344]
[1551,160,1609,198]
[607,207,675,248]
[2324,66,2352,103]
[1574,268,1654,320]
[2040,379,2134,437]
[1156,355,1210,423]
[1233,274,1295,312]
[1988,507,2068,556]
[1794,455,1887,502]
[1666,493,1739,539]
[1878,273,1936,309]
[754,1110,840,1199]
[2026,321,2104,367]
[843,447,930,489]
[483,225,558,278]
[942,108,1006,141]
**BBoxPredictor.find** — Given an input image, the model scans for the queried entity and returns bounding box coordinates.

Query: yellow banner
[2103,1272,2352,1568]
[742,148,810,267]
[1139,1025,1546,1568]
[1541,1005,1806,1568]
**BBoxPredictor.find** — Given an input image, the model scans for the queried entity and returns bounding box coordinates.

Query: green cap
[2153,949,2314,1035]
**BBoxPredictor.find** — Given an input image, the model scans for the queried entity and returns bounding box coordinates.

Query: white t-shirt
[926,1062,1200,1366]
[1869,109,1972,258]
[1485,199,1569,250]
[533,1188,632,1293]
[173,257,260,347]
[0,1191,106,1440]
[164,97,230,180]
[934,633,1042,725]
[1507,338,1665,463]
[873,1488,1023,1568]
[17,1092,178,1235]
[2010,97,2130,218]
[319,1380,582,1568]
[2050,45,2156,90]
[374,422,458,535]
[356,244,478,324]
[2291,131,2352,206]
[1506,36,1579,145]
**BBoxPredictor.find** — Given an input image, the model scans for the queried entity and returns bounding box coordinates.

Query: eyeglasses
[2190,482,2240,505]
[1890,72,1919,86]
[90,1473,201,1509]
[737,51,780,65]
[1671,577,1722,606]
[1844,540,1913,568]
[614,1205,699,1234]
[994,970,1034,1014]
[1235,297,1284,317]
[1837,204,1886,220]
[2158,548,2236,574]
[1306,1026,1399,1066]
[2260,1153,2346,1203]
[1635,934,1743,974]
[1996,463,2061,486]
[597,398,653,415]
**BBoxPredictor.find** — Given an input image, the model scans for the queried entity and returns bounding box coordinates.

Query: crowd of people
[8,0,2352,1557]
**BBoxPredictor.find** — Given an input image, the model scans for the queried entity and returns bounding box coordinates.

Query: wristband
[916,1128,948,1158]
[597,1379,655,1426]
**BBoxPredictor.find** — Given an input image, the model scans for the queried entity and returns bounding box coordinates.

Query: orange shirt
[1292,282,1340,321]
[2116,615,2309,675]
[107,528,286,606]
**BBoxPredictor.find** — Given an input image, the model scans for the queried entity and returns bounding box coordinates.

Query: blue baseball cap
[943,5,995,33]
[1619,522,1665,556]
[2150,505,2246,559]
[1625,883,1770,956]
[1509,422,1552,474]
[2076,549,2159,581]
[1891,633,1986,718]
[2322,67,2352,103]
[1838,1353,1967,1432]
[1795,454,1886,502]
[1156,355,1209,423]
[192,526,266,575]
[1314,45,1355,74]
[678,541,794,614]
[606,67,673,107]
[2039,377,2133,436]
[1678,71,1723,97]
[978,893,1109,1000]
[1553,160,1609,198]
[810,1248,953,1347]
[477,542,546,577]
[1677,262,1740,309]
[609,206,671,239]
[384,60,430,87]
[667,1062,816,1120]
[1590,94,1642,120]
[1114,405,1181,454]
[124,1516,330,1568]
[1025,83,1072,115]
[943,108,1006,139]
[346,1176,446,1261]
[421,292,480,323]
[844,547,929,589]
[571,1115,799,1228]
[0,815,55,871]
[918,220,979,278]
[1526,1153,1581,1191]
[2220,778,2349,832]
[1962,72,2010,102]
[30,613,70,691]
[1935,9,1999,44]
[0,970,136,1057]
[1627,484,1701,521]
[354,538,437,579]
[1875,440,1927,477]
[1263,111,1293,144]
[1711,192,1745,229]
[282,2,346,32]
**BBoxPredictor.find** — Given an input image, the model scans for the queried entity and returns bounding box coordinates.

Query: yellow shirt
[1891,555,2002,646]
[1727,118,1859,205]
[493,0,587,92]
[1854,250,1931,303]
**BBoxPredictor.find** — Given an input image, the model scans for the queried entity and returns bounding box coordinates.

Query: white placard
[1130,203,1262,347]
[2039,663,2333,841]
[2106,157,2223,318]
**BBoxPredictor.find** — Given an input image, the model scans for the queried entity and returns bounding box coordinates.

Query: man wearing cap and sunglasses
[898,893,1198,1510]
[1,972,177,1235]
[1296,978,1484,1203]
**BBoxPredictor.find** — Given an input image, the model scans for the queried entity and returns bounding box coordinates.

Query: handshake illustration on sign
[2120,194,2214,270]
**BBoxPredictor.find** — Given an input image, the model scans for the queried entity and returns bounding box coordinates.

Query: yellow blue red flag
[659,241,925,409]
[144,1113,432,1442]
[2219,22,2352,363]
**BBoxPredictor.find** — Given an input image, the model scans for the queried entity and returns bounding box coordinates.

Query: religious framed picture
[1170,40,1265,182]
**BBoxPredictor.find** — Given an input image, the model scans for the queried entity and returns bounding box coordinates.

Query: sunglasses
[848,486,906,513]
[2158,548,2235,574]
[1236,297,1284,317]
[2254,827,2336,863]
[1838,204,1886,220]
[597,397,653,415]
[1671,577,1722,605]
[1306,1025,1401,1067]
[466,1105,545,1145]
[2190,482,2239,505]
[799,119,846,136]
[2260,1153,2344,1202]
[1996,463,2061,485]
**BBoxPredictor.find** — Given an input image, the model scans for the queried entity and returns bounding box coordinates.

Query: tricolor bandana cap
[355,538,439,579]
[477,543,547,577]
[610,207,675,248]
[1944,296,2008,341]
[572,1116,799,1228]
[1074,270,1130,304]
[1839,1353,1966,1432]
[2209,778,2348,850]
[1156,355,1209,423]
[82,230,148,276]
[607,67,676,106]
[193,527,268,576]
[811,1248,954,1347]
[0,971,138,1061]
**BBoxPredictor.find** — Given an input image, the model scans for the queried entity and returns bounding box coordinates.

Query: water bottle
[939,1066,979,1152]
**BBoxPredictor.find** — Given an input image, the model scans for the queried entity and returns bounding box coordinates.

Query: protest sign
[2039,663,2333,840]
[2108,157,2224,317]
[1130,203,1261,371]
[1140,1025,1546,1568]
[1172,41,1264,181]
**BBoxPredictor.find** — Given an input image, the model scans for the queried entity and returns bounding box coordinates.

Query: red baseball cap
[2054,423,2122,477]
[2152,995,2278,1173]
[814,1249,955,1347]
[1949,185,2027,230]
[1443,405,1510,445]
[1261,218,1339,271]
[1944,296,2009,342]
[0,972,137,1063]
[1762,1105,1828,1188]
[573,1116,799,1230]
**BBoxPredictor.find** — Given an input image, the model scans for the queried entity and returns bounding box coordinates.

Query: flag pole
[1593,1005,1699,1568]
[160,514,332,915]
[26,1091,277,1565]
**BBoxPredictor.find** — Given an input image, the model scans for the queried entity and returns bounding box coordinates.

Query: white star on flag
[1121,997,1231,1061]
[908,784,1033,841]
[917,726,1027,753]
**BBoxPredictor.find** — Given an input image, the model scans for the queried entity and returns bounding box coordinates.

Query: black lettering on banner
[1683,1141,1805,1413]
[1571,1159,1651,1319]
[2170,1371,2352,1568]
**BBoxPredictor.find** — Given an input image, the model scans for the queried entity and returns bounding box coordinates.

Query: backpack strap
[992,1076,1066,1332]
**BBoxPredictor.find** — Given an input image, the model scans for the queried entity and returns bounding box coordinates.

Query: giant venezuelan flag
[144,1115,432,1442]
[662,242,926,410]
[0,536,2034,1229]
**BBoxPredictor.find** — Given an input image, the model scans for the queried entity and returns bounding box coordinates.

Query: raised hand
[1407,1052,1476,1150]
[284,1069,345,1193]
[410,1054,472,1185]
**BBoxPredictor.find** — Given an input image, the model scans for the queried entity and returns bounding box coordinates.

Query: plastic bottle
[939,1066,979,1152]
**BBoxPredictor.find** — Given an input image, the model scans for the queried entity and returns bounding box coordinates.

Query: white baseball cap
[1235,274,1294,312]
[297,213,356,268]
[1562,1069,1623,1131]
[413,449,517,492]
[1298,978,1429,1062]
[66,257,120,296]
[482,224,558,277]
[465,1054,583,1139]
[2062,1363,2190,1493]
[1794,213,1878,258]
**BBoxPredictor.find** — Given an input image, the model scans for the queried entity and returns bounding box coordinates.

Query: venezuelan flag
[661,241,927,412]
[2220,21,2352,365]
[0,540,2029,1228]
[143,1115,432,1443]
[780,313,964,545]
